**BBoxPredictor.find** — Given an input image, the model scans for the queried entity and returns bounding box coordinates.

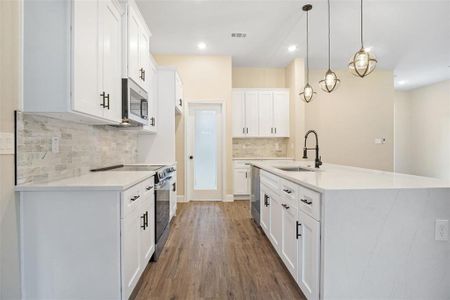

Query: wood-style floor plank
[135,201,306,300]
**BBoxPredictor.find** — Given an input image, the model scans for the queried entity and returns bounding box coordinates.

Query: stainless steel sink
[276,167,314,172]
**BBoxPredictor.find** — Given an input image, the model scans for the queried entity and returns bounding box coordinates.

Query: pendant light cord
[327,0,331,69]
[306,10,310,83]
[360,0,364,48]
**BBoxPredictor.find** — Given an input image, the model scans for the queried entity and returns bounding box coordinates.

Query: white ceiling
[136,0,450,90]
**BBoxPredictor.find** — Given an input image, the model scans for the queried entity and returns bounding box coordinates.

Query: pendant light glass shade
[300,4,316,103]
[319,69,340,93]
[348,0,377,78]
[319,0,340,93]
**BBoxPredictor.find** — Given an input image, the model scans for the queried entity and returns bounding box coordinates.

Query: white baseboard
[233,194,250,201]
[177,195,188,203]
[223,194,234,202]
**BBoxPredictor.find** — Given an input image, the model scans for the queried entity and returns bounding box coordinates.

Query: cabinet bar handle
[141,213,146,229]
[131,195,140,201]
[105,93,110,110]
[146,186,153,191]
[296,221,302,239]
[100,91,106,108]
[264,194,269,207]
[300,198,312,205]
[283,189,292,194]
[144,211,149,228]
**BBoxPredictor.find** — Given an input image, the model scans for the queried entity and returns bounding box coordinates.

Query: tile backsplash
[233,138,289,158]
[16,113,139,185]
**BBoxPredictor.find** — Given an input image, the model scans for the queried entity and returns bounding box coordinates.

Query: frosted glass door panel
[194,110,217,190]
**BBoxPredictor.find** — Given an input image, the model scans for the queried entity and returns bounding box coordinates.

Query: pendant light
[299,4,316,103]
[319,0,340,92]
[348,0,377,77]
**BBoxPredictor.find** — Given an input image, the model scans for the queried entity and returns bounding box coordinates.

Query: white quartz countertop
[15,171,155,192]
[233,157,294,161]
[251,160,450,191]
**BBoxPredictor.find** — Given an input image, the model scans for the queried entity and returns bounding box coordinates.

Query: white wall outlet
[52,136,60,153]
[0,132,15,155]
[435,219,449,241]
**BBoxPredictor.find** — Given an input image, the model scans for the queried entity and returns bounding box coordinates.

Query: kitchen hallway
[135,201,305,299]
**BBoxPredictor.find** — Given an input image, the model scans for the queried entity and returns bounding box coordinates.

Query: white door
[127,6,140,84]
[260,184,271,235]
[100,0,122,122]
[281,203,299,279]
[273,91,290,137]
[187,103,223,201]
[269,193,283,252]
[232,91,245,137]
[244,91,259,136]
[121,209,141,300]
[72,0,103,118]
[258,91,273,137]
[297,211,320,300]
[233,168,249,195]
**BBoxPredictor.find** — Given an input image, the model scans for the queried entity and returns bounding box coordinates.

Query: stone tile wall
[16,113,139,184]
[232,137,289,158]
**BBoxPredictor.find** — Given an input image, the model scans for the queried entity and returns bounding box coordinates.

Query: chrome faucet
[303,130,322,168]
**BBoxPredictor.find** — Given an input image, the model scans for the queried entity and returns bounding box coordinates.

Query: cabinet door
[281,203,299,279]
[140,193,154,264]
[100,0,122,122]
[273,91,290,137]
[260,184,271,235]
[297,210,320,300]
[269,192,283,252]
[138,29,150,91]
[232,91,246,137]
[244,91,259,136]
[233,168,249,195]
[72,0,103,118]
[258,91,274,137]
[127,6,140,85]
[121,209,141,300]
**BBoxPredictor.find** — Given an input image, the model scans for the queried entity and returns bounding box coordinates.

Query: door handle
[296,221,302,239]
[189,155,194,160]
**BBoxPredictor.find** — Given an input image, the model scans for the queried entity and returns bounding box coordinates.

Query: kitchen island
[250,160,450,300]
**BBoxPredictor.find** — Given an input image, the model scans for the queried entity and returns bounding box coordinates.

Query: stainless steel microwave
[122,78,148,125]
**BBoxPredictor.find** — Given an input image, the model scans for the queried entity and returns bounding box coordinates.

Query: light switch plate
[0,132,15,155]
[435,219,449,241]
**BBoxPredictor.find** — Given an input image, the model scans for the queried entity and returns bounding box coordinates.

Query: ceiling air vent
[231,33,247,38]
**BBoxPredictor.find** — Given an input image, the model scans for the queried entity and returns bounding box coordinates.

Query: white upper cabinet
[232,89,290,138]
[127,2,151,92]
[232,90,260,137]
[175,72,184,113]
[23,0,123,124]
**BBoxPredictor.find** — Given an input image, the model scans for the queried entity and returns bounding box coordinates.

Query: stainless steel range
[91,164,176,261]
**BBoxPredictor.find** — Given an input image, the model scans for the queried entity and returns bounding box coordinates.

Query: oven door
[155,177,171,243]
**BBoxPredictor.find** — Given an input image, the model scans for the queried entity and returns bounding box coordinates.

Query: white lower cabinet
[20,176,155,300]
[259,171,320,300]
[297,210,320,300]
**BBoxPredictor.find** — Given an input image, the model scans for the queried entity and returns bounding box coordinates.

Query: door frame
[184,100,227,202]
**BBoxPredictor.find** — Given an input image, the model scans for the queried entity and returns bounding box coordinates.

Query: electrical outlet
[435,220,449,241]
[52,136,60,153]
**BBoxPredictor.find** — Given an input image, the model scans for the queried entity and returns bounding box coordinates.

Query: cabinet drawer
[122,184,142,219]
[279,178,298,209]
[141,177,155,197]
[298,187,321,221]
[260,170,279,193]
[233,160,251,168]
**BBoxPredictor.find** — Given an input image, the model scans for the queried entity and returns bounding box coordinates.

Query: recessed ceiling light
[198,42,207,50]
[288,45,297,52]
[398,80,407,85]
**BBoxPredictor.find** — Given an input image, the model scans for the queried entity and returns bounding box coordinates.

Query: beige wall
[305,70,395,171]
[285,59,306,159]
[0,0,22,298]
[394,80,450,179]
[154,55,233,197]
[232,67,286,88]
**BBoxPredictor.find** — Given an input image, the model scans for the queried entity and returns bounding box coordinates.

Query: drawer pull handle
[282,203,290,210]
[300,198,312,205]
[131,195,140,201]
[283,189,292,194]
[296,221,302,239]
[146,186,153,191]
